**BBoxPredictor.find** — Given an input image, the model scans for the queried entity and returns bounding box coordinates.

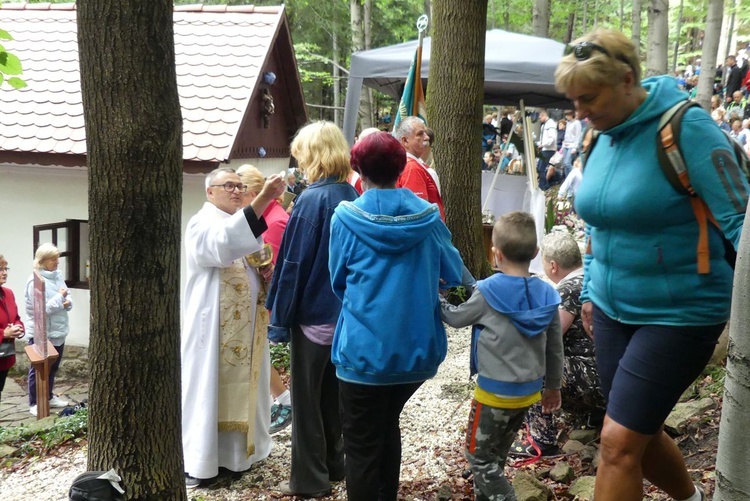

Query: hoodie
[576,75,749,326]
[328,188,463,385]
[440,273,563,400]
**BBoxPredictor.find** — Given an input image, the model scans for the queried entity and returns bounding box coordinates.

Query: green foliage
[0,408,88,462]
[0,27,27,89]
[294,42,336,86]
[444,285,469,306]
[270,342,291,373]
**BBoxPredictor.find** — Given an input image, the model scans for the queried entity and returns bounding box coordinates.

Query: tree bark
[532,0,550,37]
[632,0,642,57]
[645,0,669,77]
[351,0,372,129]
[696,0,723,111]
[77,0,185,499]
[715,207,750,500]
[428,0,491,279]
[672,0,684,74]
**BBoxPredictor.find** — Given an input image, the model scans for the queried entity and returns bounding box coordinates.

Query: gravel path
[0,326,474,500]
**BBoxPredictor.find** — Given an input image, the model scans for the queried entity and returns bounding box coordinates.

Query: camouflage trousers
[527,355,606,447]
[465,400,529,501]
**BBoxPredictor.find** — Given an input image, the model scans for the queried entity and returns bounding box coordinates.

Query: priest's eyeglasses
[210,182,248,193]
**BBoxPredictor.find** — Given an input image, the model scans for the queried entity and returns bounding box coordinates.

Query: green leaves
[0,27,26,89]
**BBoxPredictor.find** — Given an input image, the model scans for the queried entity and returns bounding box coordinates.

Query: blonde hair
[236,164,265,194]
[291,121,351,183]
[492,211,537,263]
[0,254,6,267]
[34,243,60,270]
[555,29,641,94]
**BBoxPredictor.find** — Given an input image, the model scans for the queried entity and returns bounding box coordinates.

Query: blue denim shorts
[593,305,724,435]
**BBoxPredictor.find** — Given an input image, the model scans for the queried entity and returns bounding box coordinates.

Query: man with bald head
[392,117,445,220]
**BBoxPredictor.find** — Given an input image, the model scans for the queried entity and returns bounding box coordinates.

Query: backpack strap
[656,100,713,274]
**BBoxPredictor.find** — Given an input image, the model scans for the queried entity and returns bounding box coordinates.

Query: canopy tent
[343,28,569,143]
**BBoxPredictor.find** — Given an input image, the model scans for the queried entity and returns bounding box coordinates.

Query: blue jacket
[328,188,463,385]
[265,177,359,343]
[577,75,749,326]
[24,269,72,347]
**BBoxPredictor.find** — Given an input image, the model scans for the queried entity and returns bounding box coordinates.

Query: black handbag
[0,339,15,358]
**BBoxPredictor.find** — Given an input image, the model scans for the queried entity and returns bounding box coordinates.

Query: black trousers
[289,326,345,493]
[339,379,423,501]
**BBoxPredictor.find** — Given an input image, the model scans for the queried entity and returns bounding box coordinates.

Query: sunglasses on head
[564,41,612,60]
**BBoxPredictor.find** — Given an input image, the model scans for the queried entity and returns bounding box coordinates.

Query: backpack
[69,470,125,501]
[581,100,750,273]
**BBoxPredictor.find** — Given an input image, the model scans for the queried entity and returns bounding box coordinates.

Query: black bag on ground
[69,470,125,501]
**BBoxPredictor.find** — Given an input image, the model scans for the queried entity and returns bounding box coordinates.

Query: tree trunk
[715,209,750,500]
[582,0,588,34]
[333,32,341,127]
[532,0,550,37]
[593,0,599,28]
[632,0,642,57]
[489,0,496,29]
[672,0,684,74]
[565,12,575,43]
[350,0,372,129]
[503,0,510,30]
[364,0,374,127]
[428,0,491,279]
[77,1,185,499]
[645,0,669,77]
[696,0,723,110]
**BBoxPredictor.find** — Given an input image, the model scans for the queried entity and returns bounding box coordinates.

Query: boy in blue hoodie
[440,211,563,500]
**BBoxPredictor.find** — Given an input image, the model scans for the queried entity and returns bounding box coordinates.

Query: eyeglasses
[0,267,9,272]
[210,182,248,193]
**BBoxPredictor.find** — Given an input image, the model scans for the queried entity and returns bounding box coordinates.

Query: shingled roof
[0,3,307,171]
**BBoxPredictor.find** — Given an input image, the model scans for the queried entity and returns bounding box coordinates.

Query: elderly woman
[556,29,749,501]
[329,131,462,500]
[25,243,73,416]
[237,164,293,435]
[265,121,358,498]
[1,254,25,404]
[516,232,605,457]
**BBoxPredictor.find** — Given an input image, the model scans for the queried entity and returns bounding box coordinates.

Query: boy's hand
[541,388,561,414]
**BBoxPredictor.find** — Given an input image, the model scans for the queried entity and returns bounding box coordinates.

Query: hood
[333,188,442,254]
[477,274,561,337]
[604,75,687,137]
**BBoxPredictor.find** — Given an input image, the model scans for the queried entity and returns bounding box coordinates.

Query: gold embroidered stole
[217,258,268,457]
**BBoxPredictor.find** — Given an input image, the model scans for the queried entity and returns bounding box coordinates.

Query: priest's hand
[250,174,286,218]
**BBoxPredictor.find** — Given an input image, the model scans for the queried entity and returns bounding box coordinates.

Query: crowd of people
[3,25,749,501]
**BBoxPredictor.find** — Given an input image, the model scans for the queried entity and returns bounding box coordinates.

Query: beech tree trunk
[78,1,186,499]
[351,0,372,129]
[632,0,642,57]
[715,208,750,500]
[532,0,550,37]
[427,0,490,279]
[696,0,723,110]
[645,0,669,77]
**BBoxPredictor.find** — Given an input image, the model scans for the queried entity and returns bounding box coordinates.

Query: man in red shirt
[393,117,446,220]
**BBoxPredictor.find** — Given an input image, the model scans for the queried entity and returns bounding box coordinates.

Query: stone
[561,439,585,454]
[665,398,716,435]
[512,472,551,501]
[568,476,596,500]
[579,445,597,461]
[592,448,601,469]
[436,482,453,501]
[549,461,574,483]
[0,443,17,457]
[568,428,598,444]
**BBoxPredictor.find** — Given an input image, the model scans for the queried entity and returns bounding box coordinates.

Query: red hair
[350,132,406,186]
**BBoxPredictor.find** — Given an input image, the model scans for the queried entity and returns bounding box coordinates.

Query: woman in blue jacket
[556,29,749,501]
[265,121,358,498]
[329,132,463,500]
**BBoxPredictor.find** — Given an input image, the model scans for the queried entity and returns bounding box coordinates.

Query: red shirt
[396,155,445,220]
[0,286,24,371]
[262,199,290,266]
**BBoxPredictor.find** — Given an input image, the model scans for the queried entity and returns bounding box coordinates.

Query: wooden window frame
[32,219,89,289]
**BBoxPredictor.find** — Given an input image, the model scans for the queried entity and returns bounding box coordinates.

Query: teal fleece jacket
[577,75,750,326]
[328,188,463,385]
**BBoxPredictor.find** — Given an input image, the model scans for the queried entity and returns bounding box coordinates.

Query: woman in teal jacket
[329,131,462,500]
[556,29,748,501]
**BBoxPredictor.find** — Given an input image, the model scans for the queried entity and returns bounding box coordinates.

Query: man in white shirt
[561,110,582,178]
[536,109,558,190]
